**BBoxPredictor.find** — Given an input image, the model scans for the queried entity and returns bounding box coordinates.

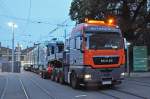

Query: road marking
[0,77,8,99]
[19,78,30,99]
[29,77,56,99]
[75,95,87,98]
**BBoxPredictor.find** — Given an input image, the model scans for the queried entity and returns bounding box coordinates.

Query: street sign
[133,46,148,71]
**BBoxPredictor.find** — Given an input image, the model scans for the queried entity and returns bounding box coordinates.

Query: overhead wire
[22,0,32,34]
[0,0,28,41]
[42,1,110,42]
[48,17,74,36]
[0,13,74,46]
[0,0,75,47]
[0,14,74,26]
[37,17,74,42]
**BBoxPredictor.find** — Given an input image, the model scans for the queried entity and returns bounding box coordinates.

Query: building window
[9,57,12,61]
[21,56,24,61]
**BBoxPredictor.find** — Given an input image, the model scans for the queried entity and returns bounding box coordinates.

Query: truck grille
[102,77,112,81]
[93,56,119,65]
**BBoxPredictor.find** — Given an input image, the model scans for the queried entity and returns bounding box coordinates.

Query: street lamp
[8,22,18,72]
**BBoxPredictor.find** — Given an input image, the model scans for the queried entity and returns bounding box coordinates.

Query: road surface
[0,71,150,99]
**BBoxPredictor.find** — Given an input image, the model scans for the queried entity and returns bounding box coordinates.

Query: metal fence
[0,61,21,73]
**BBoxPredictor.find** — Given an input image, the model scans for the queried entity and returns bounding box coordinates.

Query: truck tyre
[41,72,46,79]
[55,75,59,82]
[109,84,115,89]
[51,75,55,81]
[59,72,64,84]
[43,72,46,79]
[41,72,43,78]
[70,73,79,89]
[59,76,64,84]
[47,74,51,79]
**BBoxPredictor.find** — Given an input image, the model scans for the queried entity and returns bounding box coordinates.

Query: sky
[0,0,74,49]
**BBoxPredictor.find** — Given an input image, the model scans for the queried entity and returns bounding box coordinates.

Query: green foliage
[69,0,108,23]
[69,0,149,42]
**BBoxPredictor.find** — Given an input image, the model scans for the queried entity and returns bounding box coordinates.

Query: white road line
[0,77,8,99]
[75,94,87,98]
[19,77,30,99]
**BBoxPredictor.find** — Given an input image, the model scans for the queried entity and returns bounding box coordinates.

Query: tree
[69,0,109,23]
[69,0,148,42]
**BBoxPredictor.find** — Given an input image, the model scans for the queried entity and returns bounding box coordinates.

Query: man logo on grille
[100,59,113,63]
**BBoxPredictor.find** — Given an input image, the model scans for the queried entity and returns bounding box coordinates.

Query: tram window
[51,46,54,54]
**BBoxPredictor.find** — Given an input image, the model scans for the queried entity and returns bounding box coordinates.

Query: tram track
[105,78,150,99]
[25,72,149,99]
[112,88,148,99]
[0,74,31,99]
[26,72,140,99]
[96,86,147,99]
[125,79,150,87]
[98,91,120,99]
[26,72,120,99]
[100,78,150,99]
[24,74,57,99]
[0,77,8,99]
[106,79,149,99]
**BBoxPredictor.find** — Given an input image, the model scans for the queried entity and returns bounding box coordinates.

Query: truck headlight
[84,74,91,80]
[121,72,125,78]
[121,72,125,76]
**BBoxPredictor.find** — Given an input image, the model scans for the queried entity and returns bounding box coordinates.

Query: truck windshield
[86,32,123,49]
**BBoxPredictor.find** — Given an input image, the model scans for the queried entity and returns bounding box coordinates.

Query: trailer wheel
[70,73,79,89]
[51,75,55,81]
[109,84,115,89]
[55,76,59,82]
[41,72,46,79]
[41,72,43,78]
[59,76,64,84]
[43,72,47,79]
[47,73,51,79]
[59,72,64,84]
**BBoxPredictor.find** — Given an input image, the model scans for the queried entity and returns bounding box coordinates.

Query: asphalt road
[0,71,150,99]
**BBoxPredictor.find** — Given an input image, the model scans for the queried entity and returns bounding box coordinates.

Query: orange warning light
[108,19,115,25]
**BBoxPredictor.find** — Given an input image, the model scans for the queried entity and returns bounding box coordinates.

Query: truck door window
[70,38,75,49]
[76,37,81,50]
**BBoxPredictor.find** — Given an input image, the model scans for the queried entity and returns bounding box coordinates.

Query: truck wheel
[59,73,64,84]
[109,84,115,89]
[43,72,46,79]
[51,75,55,81]
[41,72,46,79]
[47,74,51,79]
[59,76,64,84]
[41,72,43,78]
[70,73,79,89]
[55,76,59,82]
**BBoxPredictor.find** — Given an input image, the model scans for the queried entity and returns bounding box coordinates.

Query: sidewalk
[125,72,150,78]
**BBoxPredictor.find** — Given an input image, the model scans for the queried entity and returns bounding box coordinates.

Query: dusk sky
[0,0,74,48]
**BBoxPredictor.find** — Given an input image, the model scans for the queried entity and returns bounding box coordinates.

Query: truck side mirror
[80,49,85,53]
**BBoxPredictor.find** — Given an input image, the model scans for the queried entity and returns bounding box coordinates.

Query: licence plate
[102,81,112,85]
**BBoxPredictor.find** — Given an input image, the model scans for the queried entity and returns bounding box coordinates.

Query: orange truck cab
[64,19,125,88]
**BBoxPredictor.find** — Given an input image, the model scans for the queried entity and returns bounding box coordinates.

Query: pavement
[125,72,150,78]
